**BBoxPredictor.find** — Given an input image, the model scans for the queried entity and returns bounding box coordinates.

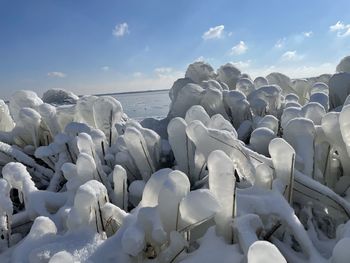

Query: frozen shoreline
[1,57,350,262]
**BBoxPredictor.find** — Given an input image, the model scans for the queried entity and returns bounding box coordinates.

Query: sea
[109,89,170,121]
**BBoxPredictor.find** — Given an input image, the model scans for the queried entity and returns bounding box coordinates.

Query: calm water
[110,90,170,120]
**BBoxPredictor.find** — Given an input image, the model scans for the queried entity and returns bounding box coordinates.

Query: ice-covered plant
[186,120,255,185]
[92,96,123,146]
[254,76,269,88]
[248,85,283,117]
[200,87,229,119]
[290,79,310,105]
[223,90,252,129]
[67,180,109,234]
[0,179,12,250]
[0,100,14,132]
[121,121,162,182]
[236,78,255,96]
[167,117,199,185]
[208,150,236,243]
[9,90,43,124]
[269,138,295,203]
[283,118,315,177]
[112,165,128,211]
[13,107,42,148]
[168,83,204,118]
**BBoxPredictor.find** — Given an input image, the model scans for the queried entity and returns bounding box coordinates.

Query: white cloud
[274,31,312,49]
[47,71,66,78]
[330,21,348,31]
[202,25,225,40]
[243,62,335,79]
[231,60,251,69]
[303,31,313,37]
[275,38,286,48]
[329,21,350,37]
[230,41,248,55]
[281,50,303,61]
[101,66,110,71]
[113,22,129,37]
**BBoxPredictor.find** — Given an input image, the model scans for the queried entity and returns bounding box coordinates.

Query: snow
[331,238,350,263]
[2,58,350,262]
[247,240,286,263]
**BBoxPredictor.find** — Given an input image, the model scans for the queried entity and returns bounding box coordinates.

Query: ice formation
[1,57,350,262]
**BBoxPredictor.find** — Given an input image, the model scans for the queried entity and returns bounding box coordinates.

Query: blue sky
[1,0,350,99]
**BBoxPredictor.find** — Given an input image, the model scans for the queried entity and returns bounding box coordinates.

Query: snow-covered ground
[1,56,350,262]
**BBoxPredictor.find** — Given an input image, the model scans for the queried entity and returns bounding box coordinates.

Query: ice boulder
[254,76,268,88]
[185,61,216,84]
[336,56,350,73]
[290,79,310,105]
[201,79,225,91]
[266,72,291,95]
[216,63,241,90]
[42,89,79,105]
[328,72,350,110]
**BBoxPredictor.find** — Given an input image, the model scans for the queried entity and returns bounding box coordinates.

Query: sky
[1,0,350,99]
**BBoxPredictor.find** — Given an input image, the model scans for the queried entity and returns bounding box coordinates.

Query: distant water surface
[109,90,170,120]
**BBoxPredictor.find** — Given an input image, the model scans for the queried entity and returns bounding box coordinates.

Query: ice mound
[2,56,350,262]
[336,56,350,73]
[42,89,79,105]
